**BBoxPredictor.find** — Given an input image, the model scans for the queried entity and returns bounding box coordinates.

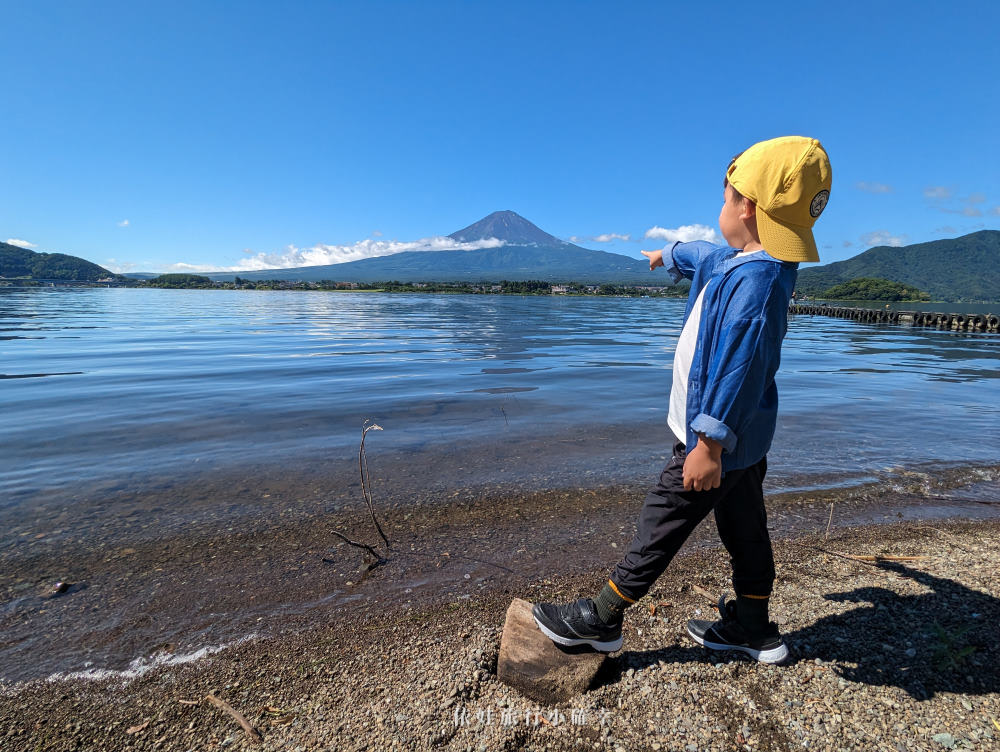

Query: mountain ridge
[0,241,117,281]
[798,230,999,302]
[5,213,998,301]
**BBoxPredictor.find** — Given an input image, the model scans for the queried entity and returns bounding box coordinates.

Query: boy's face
[718,183,747,247]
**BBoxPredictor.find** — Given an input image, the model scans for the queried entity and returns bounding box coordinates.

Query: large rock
[496,598,608,704]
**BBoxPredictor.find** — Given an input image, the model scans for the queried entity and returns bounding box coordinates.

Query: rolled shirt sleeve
[692,314,778,456]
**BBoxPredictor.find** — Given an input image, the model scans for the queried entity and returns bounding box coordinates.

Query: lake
[3,288,998,506]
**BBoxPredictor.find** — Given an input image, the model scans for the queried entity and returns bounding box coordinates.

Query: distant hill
[0,241,117,281]
[798,230,1000,302]
[201,211,672,286]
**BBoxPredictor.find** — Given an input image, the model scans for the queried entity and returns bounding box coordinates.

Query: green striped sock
[593,580,633,624]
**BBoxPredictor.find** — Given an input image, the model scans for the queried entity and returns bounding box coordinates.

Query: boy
[532,136,832,664]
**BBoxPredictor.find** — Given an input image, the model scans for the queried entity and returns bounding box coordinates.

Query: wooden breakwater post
[790,305,1000,334]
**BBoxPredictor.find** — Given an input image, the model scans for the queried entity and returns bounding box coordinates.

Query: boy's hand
[641,249,664,271]
[683,434,723,491]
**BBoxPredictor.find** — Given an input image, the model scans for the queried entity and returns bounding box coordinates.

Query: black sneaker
[532,598,624,652]
[686,594,788,664]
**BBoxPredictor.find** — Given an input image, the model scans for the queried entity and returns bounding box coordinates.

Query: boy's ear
[739,198,756,222]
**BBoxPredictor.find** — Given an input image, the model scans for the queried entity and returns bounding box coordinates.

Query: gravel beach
[2,517,998,752]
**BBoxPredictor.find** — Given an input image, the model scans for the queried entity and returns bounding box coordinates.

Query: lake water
[3,288,998,505]
[1,287,999,684]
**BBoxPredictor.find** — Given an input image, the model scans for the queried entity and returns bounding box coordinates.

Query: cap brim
[756,208,819,263]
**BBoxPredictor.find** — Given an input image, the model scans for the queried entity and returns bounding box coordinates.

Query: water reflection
[0,287,997,503]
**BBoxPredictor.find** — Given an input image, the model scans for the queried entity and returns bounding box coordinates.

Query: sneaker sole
[532,614,623,652]
[686,625,789,664]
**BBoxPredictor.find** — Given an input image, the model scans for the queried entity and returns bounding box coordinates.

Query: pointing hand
[641,250,664,271]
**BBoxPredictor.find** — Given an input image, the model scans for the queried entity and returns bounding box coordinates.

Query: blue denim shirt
[665,241,798,472]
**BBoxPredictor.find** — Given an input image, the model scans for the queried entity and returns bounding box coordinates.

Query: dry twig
[205,693,263,745]
[329,530,387,565]
[691,584,718,604]
[795,542,928,566]
[359,421,390,551]
[328,420,390,568]
[843,554,927,562]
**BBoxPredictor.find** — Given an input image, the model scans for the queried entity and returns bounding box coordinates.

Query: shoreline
[2,467,999,686]
[2,518,998,751]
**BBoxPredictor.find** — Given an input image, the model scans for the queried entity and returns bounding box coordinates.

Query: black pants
[610,442,775,600]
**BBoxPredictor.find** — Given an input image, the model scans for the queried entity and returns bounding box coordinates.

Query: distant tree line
[140,276,690,297]
[147,273,215,288]
[818,277,930,301]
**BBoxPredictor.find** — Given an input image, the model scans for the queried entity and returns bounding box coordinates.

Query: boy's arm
[690,312,780,454]
[641,241,721,282]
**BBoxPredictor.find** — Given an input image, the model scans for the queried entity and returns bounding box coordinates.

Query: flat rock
[497,598,608,704]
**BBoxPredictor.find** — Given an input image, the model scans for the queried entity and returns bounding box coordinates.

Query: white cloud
[855,181,893,194]
[644,224,721,244]
[5,238,37,248]
[965,193,986,205]
[104,258,136,273]
[934,225,957,235]
[571,232,632,243]
[117,219,130,227]
[165,235,508,273]
[990,206,1000,216]
[923,186,953,200]
[860,230,907,248]
[939,206,984,217]
[371,230,383,237]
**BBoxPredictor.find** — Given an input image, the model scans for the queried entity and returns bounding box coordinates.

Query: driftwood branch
[327,420,390,568]
[360,421,390,551]
[205,693,263,745]
[329,530,387,565]
[691,584,718,604]
[795,542,928,566]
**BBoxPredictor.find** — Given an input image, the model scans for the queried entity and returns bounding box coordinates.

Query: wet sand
[2,457,999,680]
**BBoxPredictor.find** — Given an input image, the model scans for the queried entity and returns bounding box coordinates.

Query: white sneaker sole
[687,625,789,664]
[533,614,623,652]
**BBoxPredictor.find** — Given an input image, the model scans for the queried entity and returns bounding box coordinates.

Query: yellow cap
[726,136,832,263]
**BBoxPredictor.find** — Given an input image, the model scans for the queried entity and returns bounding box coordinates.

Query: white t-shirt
[667,249,763,446]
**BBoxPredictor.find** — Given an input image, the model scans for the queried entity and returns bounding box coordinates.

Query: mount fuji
[206,211,660,284]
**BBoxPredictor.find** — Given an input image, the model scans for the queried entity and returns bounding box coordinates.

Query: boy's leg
[685,454,787,664]
[605,442,752,608]
[533,441,754,651]
[712,455,775,632]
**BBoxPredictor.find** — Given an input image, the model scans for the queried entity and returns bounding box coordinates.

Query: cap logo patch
[810,190,829,218]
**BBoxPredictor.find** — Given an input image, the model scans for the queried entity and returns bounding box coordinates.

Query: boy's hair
[724,152,746,202]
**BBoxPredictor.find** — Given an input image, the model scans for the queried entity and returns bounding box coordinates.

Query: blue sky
[3,2,999,274]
